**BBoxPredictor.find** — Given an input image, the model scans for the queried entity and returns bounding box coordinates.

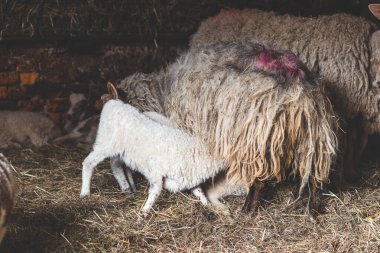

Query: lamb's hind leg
[110,157,136,194]
[139,179,163,218]
[164,179,208,205]
[192,187,208,206]
[80,150,108,197]
[204,178,232,216]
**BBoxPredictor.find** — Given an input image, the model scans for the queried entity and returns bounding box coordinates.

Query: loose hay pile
[0,145,378,252]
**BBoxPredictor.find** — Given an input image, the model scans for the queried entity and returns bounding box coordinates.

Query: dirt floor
[0,144,379,253]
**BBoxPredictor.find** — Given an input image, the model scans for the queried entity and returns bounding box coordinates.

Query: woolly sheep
[0,111,61,148]
[80,83,226,217]
[118,40,340,212]
[189,9,380,181]
[0,153,16,243]
[118,71,169,113]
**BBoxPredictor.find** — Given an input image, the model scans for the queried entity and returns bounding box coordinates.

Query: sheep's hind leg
[80,150,108,197]
[110,157,136,194]
[139,179,163,218]
[242,180,264,213]
[308,176,321,222]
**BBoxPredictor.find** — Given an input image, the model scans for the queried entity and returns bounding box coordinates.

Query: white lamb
[80,83,225,217]
[110,110,246,212]
[109,111,177,195]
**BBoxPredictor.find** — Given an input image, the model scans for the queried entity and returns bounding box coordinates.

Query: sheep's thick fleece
[190,9,379,121]
[117,40,339,191]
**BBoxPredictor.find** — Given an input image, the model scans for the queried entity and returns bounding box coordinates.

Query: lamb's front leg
[139,179,163,218]
[80,150,107,197]
[110,157,136,194]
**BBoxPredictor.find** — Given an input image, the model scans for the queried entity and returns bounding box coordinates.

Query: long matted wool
[163,43,339,192]
[118,40,340,193]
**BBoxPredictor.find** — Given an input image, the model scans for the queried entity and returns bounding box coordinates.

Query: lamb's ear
[107,82,118,100]
[369,4,380,19]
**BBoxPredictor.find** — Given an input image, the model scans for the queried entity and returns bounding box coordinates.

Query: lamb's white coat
[80,99,225,215]
[112,111,246,211]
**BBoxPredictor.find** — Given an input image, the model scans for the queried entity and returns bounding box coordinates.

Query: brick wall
[0,42,185,126]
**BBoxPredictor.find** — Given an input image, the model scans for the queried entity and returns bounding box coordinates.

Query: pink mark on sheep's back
[255,49,306,80]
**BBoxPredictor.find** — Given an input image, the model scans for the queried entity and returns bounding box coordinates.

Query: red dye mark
[255,50,306,80]
[209,8,243,21]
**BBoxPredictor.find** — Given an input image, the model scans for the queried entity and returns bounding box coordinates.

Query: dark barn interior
[0,1,380,252]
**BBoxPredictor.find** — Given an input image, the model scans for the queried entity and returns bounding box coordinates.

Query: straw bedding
[0,145,378,252]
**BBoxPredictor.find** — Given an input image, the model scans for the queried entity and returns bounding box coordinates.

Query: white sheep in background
[0,111,61,149]
[0,153,16,244]
[80,83,225,217]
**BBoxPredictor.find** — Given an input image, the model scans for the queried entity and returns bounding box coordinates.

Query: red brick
[0,86,7,99]
[0,71,19,86]
[20,72,39,86]
[17,58,37,72]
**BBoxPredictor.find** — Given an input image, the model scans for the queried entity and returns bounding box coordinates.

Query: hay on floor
[0,145,379,252]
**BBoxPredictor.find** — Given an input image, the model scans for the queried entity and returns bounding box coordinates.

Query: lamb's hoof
[136,211,149,223]
[121,188,134,196]
[80,191,90,198]
[199,198,209,206]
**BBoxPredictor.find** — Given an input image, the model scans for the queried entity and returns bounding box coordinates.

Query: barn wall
[0,0,378,127]
[0,42,184,125]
